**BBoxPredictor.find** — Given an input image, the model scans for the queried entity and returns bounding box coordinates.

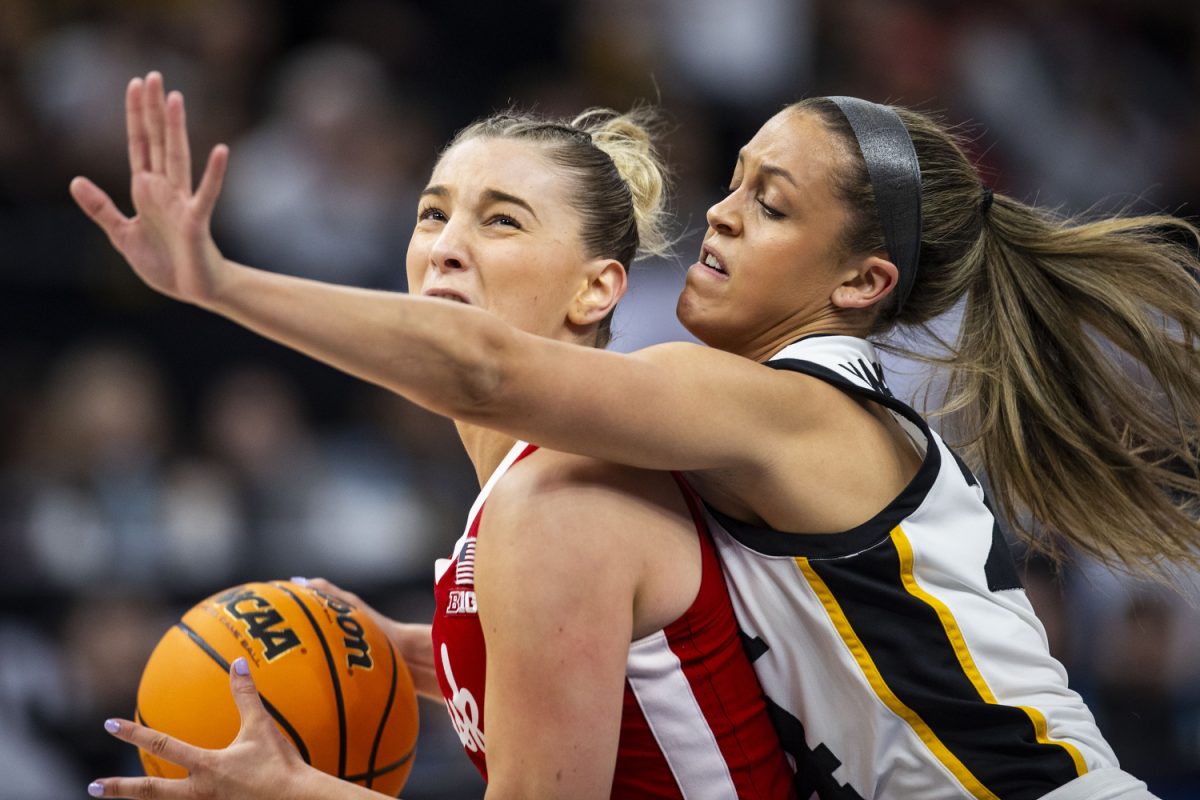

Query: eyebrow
[419,185,540,221]
[735,151,799,188]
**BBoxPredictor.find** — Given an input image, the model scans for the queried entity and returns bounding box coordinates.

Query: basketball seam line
[174,621,313,765]
[276,583,349,779]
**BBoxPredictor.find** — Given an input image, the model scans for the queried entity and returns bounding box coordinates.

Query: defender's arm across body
[69,75,819,481]
[71,72,911,534]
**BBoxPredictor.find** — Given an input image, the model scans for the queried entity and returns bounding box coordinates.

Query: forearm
[204,260,510,419]
[204,260,755,472]
[391,622,442,700]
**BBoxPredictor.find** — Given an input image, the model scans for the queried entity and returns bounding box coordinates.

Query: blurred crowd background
[2,0,1199,797]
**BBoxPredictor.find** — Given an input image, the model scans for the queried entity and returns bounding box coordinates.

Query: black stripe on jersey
[947,446,1024,593]
[704,359,941,558]
[739,631,770,663]
[809,539,1081,798]
[984,525,1023,593]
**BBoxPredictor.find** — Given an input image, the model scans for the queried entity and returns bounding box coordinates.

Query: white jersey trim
[435,439,530,584]
[626,630,740,800]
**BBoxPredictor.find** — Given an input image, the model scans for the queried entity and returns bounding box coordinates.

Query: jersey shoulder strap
[706,336,943,558]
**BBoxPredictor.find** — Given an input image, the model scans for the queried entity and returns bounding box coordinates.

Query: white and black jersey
[705,335,1145,800]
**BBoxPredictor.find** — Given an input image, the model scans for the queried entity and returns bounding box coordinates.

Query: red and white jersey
[432,441,796,799]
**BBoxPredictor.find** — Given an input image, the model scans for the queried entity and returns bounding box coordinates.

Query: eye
[487,214,521,229]
[418,205,447,223]
[757,197,784,219]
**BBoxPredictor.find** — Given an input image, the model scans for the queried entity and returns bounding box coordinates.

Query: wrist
[283,763,333,799]
[195,251,241,313]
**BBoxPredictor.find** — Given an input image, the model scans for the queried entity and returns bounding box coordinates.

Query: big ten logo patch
[311,588,374,671]
[446,589,477,616]
[217,587,301,662]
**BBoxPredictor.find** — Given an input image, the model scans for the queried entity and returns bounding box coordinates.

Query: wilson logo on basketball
[312,588,374,671]
[217,587,302,662]
[138,580,420,793]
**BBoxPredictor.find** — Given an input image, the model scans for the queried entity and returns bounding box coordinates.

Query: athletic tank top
[432,441,796,799]
[705,335,1119,800]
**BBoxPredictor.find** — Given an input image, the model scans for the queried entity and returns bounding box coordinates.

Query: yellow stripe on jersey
[888,526,1088,778]
[795,555,1001,800]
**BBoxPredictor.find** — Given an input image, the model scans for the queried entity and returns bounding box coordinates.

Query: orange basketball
[136,580,419,795]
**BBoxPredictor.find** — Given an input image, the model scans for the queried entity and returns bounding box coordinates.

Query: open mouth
[423,289,471,304]
[700,249,728,275]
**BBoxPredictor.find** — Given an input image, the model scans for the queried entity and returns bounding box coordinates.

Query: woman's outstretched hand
[87,658,308,799]
[69,71,229,306]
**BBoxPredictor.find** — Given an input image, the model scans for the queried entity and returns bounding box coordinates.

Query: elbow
[443,309,519,418]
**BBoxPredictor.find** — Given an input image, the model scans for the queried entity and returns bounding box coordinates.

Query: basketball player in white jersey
[74,72,1200,796]
[76,77,795,798]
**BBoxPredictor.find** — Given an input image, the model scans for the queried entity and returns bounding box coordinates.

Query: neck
[456,419,520,488]
[453,324,596,482]
[733,312,869,362]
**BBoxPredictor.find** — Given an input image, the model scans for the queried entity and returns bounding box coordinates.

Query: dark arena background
[1,1,1199,797]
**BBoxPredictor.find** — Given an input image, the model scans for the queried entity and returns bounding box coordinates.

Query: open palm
[69,71,229,304]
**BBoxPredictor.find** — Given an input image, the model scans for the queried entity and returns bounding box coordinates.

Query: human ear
[568,259,628,326]
[831,255,898,310]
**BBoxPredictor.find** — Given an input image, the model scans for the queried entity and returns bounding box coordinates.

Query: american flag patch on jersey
[455,539,476,586]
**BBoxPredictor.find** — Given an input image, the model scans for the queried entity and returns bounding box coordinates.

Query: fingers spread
[126,78,148,174]
[194,144,229,218]
[143,72,167,174]
[165,90,192,191]
[103,717,201,773]
[70,177,129,238]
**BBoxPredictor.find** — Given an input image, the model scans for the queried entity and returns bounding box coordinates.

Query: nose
[706,190,741,236]
[429,218,470,273]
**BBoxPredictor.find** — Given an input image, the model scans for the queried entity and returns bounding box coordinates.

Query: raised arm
[70,73,814,477]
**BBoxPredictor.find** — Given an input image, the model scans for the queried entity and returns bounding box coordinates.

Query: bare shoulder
[478,448,702,639]
[477,449,698,585]
[490,448,681,504]
[483,449,691,547]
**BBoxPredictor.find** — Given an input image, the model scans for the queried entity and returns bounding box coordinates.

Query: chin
[675,292,725,349]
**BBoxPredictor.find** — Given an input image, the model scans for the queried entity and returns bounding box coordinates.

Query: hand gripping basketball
[88,658,306,799]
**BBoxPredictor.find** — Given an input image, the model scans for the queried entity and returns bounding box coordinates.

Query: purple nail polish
[88,782,104,797]
[104,719,120,734]
[290,576,309,587]
[233,657,250,676]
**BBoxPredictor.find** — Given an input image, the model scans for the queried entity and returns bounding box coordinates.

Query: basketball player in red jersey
[78,74,796,799]
[76,67,1192,795]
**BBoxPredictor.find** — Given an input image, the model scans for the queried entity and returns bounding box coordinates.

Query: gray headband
[828,97,923,313]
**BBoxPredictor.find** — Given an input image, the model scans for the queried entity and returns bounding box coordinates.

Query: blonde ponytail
[573,107,673,260]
